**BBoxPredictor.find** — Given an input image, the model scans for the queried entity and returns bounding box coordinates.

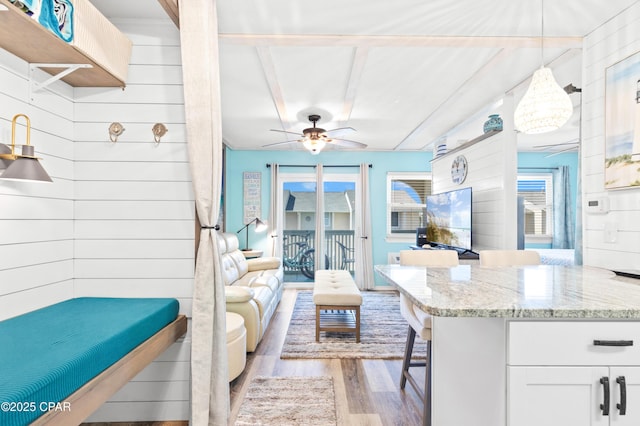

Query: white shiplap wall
[431,107,518,250]
[74,22,193,422]
[582,3,640,270]
[0,50,75,320]
[0,20,192,422]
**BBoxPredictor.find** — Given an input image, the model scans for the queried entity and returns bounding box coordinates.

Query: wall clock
[451,155,468,185]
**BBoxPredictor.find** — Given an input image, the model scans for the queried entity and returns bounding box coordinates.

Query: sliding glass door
[279,172,358,283]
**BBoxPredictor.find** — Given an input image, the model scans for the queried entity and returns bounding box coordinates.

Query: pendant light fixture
[514,0,573,134]
[0,114,53,182]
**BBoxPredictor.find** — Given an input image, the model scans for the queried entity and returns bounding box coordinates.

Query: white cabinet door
[509,366,610,426]
[610,367,640,425]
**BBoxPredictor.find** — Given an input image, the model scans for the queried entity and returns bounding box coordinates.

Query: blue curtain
[573,151,583,264]
[552,166,575,249]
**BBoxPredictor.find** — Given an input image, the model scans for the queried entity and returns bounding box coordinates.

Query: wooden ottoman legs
[315,305,361,343]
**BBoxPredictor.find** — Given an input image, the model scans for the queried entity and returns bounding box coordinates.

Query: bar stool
[478,249,540,266]
[398,249,459,426]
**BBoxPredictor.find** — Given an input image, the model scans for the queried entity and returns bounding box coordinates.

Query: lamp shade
[237,217,267,250]
[254,218,267,232]
[514,67,574,134]
[0,143,11,170]
[1,156,53,182]
[303,138,326,155]
[0,114,53,182]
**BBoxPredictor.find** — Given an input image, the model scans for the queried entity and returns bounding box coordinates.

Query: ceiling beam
[256,46,291,132]
[339,47,369,126]
[394,47,515,150]
[219,34,582,49]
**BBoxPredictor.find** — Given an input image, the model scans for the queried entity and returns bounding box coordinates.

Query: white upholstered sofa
[219,232,284,352]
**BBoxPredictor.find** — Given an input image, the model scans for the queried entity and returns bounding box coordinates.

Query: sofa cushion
[225,286,255,303]
[235,273,258,287]
[229,250,249,277]
[251,286,274,321]
[247,257,281,271]
[218,234,227,254]
[255,268,284,286]
[248,275,280,294]
[220,252,240,285]
[223,232,240,252]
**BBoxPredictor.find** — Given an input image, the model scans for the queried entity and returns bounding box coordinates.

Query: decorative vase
[483,114,503,133]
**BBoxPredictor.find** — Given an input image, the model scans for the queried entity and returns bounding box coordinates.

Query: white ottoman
[226,312,247,381]
[313,270,362,342]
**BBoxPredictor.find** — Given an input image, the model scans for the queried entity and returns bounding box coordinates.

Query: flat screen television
[426,187,472,251]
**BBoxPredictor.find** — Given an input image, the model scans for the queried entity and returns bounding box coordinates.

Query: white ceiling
[90,0,639,154]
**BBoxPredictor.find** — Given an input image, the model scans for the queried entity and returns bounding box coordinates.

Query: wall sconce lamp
[237,217,267,251]
[0,114,53,182]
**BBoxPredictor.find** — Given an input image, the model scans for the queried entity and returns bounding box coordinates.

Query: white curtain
[269,163,281,257]
[315,165,326,272]
[357,163,374,289]
[179,1,228,425]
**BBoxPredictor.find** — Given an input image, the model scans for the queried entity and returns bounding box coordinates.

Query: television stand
[409,243,479,260]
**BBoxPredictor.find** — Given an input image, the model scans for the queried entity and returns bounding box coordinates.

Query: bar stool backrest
[478,249,541,266]
[399,249,460,267]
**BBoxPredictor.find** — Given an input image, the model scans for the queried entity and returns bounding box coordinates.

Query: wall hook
[152,123,168,144]
[108,122,125,143]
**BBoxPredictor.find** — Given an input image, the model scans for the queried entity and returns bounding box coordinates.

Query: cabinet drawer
[509,321,640,366]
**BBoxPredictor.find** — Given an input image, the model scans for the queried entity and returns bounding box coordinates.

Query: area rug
[235,376,336,426]
[281,291,428,359]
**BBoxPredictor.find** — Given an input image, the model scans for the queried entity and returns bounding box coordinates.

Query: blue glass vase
[483,114,503,133]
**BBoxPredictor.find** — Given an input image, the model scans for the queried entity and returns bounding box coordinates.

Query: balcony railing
[282,229,355,274]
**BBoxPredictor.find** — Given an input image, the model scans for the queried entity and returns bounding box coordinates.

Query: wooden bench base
[313,270,362,343]
[315,305,361,342]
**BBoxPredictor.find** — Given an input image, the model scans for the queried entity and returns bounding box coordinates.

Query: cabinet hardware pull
[600,377,610,416]
[593,340,634,346]
[617,376,627,415]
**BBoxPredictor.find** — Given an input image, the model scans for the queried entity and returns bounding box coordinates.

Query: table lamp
[237,217,267,251]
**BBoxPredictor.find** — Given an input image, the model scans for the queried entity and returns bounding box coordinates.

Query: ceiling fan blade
[322,127,356,135]
[270,129,302,136]
[533,142,580,149]
[544,146,580,158]
[330,138,367,149]
[262,140,301,148]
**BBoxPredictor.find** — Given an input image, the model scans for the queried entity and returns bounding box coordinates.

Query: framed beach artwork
[605,51,640,189]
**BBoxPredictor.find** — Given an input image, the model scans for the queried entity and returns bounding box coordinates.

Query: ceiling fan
[263,114,367,154]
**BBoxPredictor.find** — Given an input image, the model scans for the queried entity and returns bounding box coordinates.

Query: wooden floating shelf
[431,129,503,161]
[0,0,126,87]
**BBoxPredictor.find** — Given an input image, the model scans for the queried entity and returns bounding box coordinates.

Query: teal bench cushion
[0,297,179,426]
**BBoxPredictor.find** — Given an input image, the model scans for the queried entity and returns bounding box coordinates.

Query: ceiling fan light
[514,67,574,134]
[303,138,326,155]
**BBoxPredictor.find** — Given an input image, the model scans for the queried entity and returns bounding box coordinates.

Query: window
[517,174,553,239]
[387,172,432,240]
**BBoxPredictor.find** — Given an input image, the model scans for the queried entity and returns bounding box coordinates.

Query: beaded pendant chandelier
[514,0,573,134]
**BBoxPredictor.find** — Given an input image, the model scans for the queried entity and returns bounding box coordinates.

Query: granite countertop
[374,264,640,319]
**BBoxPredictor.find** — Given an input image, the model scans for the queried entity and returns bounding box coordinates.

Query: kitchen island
[375,264,640,426]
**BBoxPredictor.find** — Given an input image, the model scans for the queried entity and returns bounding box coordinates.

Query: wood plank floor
[229,287,425,426]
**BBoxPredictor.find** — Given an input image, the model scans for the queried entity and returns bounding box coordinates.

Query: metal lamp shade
[255,218,267,232]
[0,114,53,182]
[1,155,53,182]
[0,143,11,170]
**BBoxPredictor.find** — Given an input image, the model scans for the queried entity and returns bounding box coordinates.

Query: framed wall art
[243,171,261,225]
[605,50,640,189]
